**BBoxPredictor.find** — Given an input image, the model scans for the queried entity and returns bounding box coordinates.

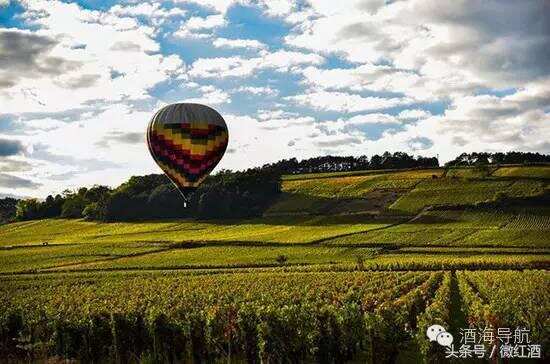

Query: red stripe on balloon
[149,131,227,177]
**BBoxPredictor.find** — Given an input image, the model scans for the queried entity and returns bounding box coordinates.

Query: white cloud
[189,50,324,78]
[287,0,549,93]
[185,85,231,105]
[213,37,266,50]
[258,116,315,130]
[173,0,299,19]
[359,79,550,161]
[109,3,186,19]
[301,64,396,91]
[1,0,184,114]
[346,113,400,125]
[221,113,371,170]
[261,0,295,17]
[398,109,432,120]
[286,91,413,112]
[235,86,278,96]
[174,14,226,38]
[0,103,161,196]
[172,0,237,15]
[0,0,9,7]
[187,14,226,30]
[257,109,298,120]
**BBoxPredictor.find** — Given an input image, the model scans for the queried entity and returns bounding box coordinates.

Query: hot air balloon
[147,103,229,206]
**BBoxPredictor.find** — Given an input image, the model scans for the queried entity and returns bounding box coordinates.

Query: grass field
[1,165,549,362]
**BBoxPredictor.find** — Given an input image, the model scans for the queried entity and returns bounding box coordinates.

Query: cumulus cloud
[288,0,550,91]
[398,109,432,120]
[213,37,266,50]
[2,0,548,197]
[257,109,298,120]
[0,158,33,172]
[346,113,400,125]
[235,86,278,96]
[286,91,412,112]
[172,0,236,15]
[97,131,145,148]
[189,50,324,78]
[438,81,550,148]
[315,136,362,147]
[185,85,231,104]
[0,29,81,89]
[174,14,226,38]
[0,173,41,189]
[109,3,186,20]
[258,116,315,130]
[407,136,434,151]
[1,0,184,114]
[0,138,25,156]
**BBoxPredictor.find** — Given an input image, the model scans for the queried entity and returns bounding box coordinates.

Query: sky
[0,0,549,198]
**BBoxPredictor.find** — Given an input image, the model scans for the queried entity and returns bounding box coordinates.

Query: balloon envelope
[147,103,229,199]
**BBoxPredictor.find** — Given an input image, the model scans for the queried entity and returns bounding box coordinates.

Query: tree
[84,185,111,203]
[61,194,88,218]
[15,199,43,220]
[147,184,186,218]
[0,198,18,223]
[82,202,104,221]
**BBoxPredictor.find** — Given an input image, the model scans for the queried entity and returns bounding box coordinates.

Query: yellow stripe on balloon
[153,127,228,156]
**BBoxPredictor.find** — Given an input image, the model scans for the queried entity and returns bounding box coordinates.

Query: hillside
[1,165,549,362]
[0,164,549,274]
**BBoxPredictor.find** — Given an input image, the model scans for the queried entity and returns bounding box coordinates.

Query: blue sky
[0,0,549,198]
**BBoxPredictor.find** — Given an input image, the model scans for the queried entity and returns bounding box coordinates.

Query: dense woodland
[2,151,549,223]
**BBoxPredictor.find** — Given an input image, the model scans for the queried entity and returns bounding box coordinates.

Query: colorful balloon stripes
[147,104,229,194]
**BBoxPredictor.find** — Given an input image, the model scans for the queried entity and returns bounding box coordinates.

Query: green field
[0,215,393,247]
[1,165,549,362]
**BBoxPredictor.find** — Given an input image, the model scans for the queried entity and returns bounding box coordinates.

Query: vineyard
[0,165,549,362]
[0,270,547,362]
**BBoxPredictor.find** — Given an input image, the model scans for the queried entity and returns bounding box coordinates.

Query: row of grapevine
[416,272,453,362]
[365,272,443,362]
[504,212,550,230]
[461,270,549,348]
[0,271,435,363]
[0,272,436,362]
[2,270,546,362]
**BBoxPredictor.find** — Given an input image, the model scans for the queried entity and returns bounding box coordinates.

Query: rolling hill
[0,164,548,273]
[1,164,549,362]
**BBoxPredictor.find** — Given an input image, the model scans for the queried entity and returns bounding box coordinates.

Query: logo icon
[427,324,454,347]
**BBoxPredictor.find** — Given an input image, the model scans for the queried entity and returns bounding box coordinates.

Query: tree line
[11,167,281,223]
[3,150,549,224]
[445,151,550,166]
[262,151,439,174]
